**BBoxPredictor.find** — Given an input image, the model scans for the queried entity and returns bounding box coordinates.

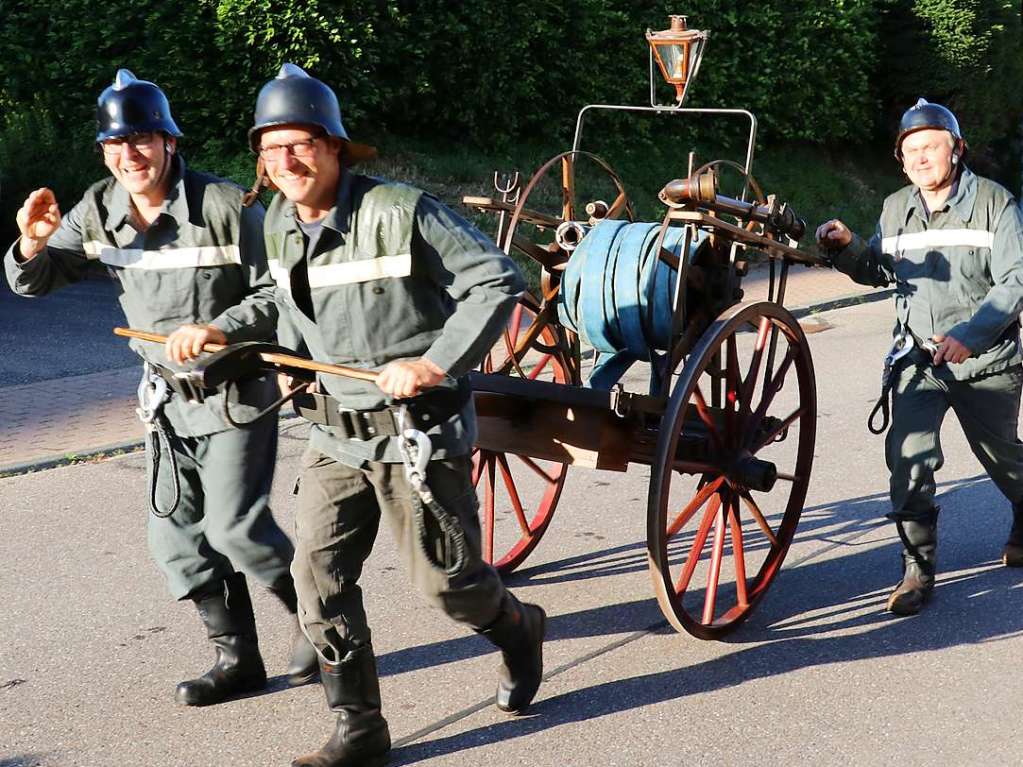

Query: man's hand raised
[16,188,62,261]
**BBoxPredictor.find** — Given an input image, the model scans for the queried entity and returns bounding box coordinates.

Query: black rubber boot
[291,644,391,767]
[1002,500,1023,567]
[476,592,546,714]
[175,572,267,706]
[886,514,938,616]
[268,575,320,686]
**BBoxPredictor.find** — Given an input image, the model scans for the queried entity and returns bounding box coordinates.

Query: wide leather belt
[292,377,472,441]
[150,363,218,403]
[292,392,400,440]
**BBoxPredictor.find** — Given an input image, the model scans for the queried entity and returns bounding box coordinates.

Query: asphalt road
[3,299,1023,767]
[0,274,135,384]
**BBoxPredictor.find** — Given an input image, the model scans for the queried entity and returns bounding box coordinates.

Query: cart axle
[728,455,777,492]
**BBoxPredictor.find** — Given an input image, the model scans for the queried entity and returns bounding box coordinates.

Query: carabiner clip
[396,405,432,486]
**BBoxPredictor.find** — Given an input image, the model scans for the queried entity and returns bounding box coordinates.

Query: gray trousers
[147,415,294,599]
[292,447,505,662]
[886,362,1023,519]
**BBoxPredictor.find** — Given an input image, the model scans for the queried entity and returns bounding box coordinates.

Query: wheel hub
[728,454,777,492]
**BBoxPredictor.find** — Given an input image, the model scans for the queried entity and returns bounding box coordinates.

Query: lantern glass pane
[656,42,688,83]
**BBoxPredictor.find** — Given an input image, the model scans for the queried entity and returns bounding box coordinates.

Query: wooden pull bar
[113,327,381,383]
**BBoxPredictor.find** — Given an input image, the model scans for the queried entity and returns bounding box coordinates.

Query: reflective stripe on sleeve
[82,242,242,269]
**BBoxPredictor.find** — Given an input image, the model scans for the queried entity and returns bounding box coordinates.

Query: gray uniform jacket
[832,167,1023,380]
[4,157,278,436]
[265,170,525,466]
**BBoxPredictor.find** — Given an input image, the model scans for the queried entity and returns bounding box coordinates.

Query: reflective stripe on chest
[83,241,241,269]
[881,228,993,255]
[268,254,412,291]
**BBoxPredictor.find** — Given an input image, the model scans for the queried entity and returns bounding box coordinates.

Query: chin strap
[242,157,274,208]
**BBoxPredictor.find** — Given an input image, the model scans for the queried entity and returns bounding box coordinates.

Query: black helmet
[96,69,182,143]
[249,64,376,163]
[894,98,964,160]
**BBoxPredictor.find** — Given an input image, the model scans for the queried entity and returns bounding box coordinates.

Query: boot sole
[175,676,268,706]
[885,590,931,616]
[292,755,389,767]
[497,607,547,715]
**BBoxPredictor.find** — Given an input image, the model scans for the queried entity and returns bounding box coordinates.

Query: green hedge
[0,0,895,150]
[877,0,1023,154]
[0,0,1019,238]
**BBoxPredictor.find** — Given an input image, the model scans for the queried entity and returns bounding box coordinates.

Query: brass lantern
[646,15,709,105]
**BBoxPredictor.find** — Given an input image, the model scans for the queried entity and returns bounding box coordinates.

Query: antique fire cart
[460,15,827,639]
[119,15,828,641]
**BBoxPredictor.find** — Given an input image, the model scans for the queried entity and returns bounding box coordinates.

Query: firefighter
[816,99,1023,615]
[248,64,546,767]
[5,70,317,704]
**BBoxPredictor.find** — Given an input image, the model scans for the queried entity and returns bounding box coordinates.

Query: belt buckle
[337,408,376,441]
[172,371,208,404]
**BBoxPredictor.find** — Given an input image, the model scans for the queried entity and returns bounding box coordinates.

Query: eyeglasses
[100,132,160,155]
[258,136,323,161]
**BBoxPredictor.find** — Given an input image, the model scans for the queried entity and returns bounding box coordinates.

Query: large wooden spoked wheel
[647,301,817,638]
[472,293,576,574]
[503,150,634,297]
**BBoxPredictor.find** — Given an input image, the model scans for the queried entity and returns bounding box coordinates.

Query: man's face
[900,128,956,192]
[101,132,174,199]
[257,126,340,212]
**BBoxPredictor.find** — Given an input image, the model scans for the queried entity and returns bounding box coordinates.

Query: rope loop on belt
[396,405,469,576]
[867,331,937,435]
[137,363,180,518]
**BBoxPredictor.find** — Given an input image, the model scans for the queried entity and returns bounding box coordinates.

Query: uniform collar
[906,165,977,222]
[322,169,354,235]
[269,167,354,236]
[107,154,189,230]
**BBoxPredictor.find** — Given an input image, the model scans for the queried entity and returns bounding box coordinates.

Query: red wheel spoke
[606,190,630,220]
[753,406,806,452]
[728,493,749,607]
[749,346,796,426]
[725,335,740,446]
[518,454,560,485]
[691,384,723,452]
[667,475,725,537]
[496,453,530,536]
[508,303,524,347]
[561,156,575,222]
[702,496,729,624]
[471,451,487,488]
[527,353,554,380]
[738,488,778,547]
[738,316,771,414]
[484,457,497,562]
[675,493,721,593]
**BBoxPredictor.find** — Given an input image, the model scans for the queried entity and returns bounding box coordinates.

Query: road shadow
[377,474,996,677]
[384,475,1022,763]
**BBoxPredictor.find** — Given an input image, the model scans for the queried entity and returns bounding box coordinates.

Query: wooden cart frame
[465,95,826,639]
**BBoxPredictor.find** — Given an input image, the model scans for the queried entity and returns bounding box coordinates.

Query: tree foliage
[0,0,1018,200]
[877,0,1023,156]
